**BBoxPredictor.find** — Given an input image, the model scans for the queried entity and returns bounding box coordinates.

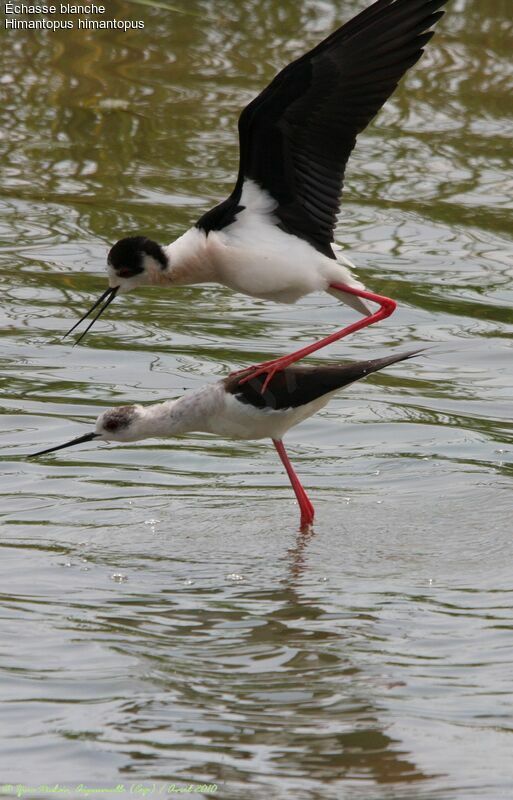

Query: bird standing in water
[32,349,422,529]
[66,0,446,392]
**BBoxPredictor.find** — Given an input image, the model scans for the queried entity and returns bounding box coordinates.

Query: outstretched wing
[198,0,447,256]
[226,348,424,410]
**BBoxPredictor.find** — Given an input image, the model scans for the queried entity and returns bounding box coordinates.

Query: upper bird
[66,0,447,387]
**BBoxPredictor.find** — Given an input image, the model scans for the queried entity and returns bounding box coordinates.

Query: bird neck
[133,385,223,441]
[163,227,217,286]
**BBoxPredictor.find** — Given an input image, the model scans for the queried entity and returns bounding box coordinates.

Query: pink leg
[238,284,396,393]
[273,439,315,529]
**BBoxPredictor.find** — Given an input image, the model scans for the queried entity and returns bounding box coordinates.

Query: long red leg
[238,284,396,393]
[273,439,315,529]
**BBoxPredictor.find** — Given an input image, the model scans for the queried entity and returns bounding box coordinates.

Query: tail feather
[329,249,372,315]
[327,285,372,316]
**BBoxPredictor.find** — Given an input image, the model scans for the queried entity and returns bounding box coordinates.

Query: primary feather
[198,0,448,257]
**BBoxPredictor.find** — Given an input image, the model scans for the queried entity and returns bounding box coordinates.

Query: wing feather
[225,348,425,410]
[198,0,447,255]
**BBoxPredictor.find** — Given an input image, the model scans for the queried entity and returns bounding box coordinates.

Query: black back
[225,349,423,410]
[197,0,447,256]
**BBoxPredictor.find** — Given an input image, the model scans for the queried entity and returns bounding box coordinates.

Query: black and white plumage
[31,348,423,528]
[65,0,447,385]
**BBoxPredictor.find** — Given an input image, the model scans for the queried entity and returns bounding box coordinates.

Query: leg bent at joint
[238,283,397,393]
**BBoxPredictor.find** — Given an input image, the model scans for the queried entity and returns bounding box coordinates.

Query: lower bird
[65,0,447,391]
[31,348,421,528]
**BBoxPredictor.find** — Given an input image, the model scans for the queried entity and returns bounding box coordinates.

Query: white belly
[208,237,324,302]
[205,179,362,303]
[206,391,333,441]
[166,179,366,307]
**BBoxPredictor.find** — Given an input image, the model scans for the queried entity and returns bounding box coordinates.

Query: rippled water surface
[1,0,512,797]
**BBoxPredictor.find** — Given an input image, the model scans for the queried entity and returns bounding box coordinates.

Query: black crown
[108,236,167,278]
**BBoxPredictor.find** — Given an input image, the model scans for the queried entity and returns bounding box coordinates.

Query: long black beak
[63,285,119,345]
[29,431,99,458]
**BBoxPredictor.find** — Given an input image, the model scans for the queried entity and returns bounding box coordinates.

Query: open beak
[29,431,99,458]
[63,285,119,345]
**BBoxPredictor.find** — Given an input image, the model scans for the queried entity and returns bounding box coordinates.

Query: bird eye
[104,419,119,432]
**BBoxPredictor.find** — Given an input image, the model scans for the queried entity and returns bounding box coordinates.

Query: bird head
[95,404,145,442]
[107,236,169,292]
[64,236,168,345]
[30,404,146,458]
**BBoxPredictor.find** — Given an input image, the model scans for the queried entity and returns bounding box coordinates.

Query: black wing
[225,348,424,410]
[198,0,447,256]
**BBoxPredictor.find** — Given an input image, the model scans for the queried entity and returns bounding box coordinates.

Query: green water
[1,0,512,797]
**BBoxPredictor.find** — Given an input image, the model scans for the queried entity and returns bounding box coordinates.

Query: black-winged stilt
[31,348,422,529]
[66,0,447,390]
